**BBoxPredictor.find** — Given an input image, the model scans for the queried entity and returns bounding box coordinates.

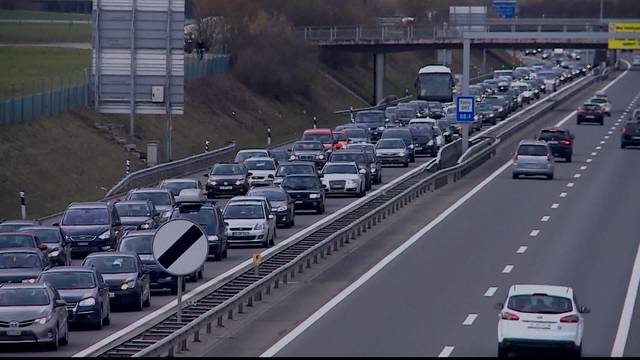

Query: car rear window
[517,144,548,156]
[0,288,50,306]
[539,130,568,141]
[625,122,640,131]
[507,294,573,314]
[0,234,35,249]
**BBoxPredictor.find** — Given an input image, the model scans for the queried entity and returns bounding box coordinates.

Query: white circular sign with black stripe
[152,219,208,276]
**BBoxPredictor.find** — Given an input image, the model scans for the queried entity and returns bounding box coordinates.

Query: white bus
[414,65,455,103]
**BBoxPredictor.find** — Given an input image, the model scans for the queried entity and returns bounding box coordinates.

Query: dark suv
[56,202,123,256]
[537,127,575,162]
[170,199,228,261]
[621,121,640,148]
[204,163,251,198]
[281,175,326,214]
[577,103,604,125]
[354,110,386,142]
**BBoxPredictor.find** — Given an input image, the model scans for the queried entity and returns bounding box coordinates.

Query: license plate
[108,292,115,298]
[415,147,423,150]
[295,200,303,204]
[586,115,595,119]
[6,330,21,336]
[527,323,551,330]
[547,141,558,144]
[233,232,250,237]
[633,136,640,140]
[77,242,89,246]
[219,186,232,190]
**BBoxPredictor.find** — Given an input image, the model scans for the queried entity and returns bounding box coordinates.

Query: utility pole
[600,0,604,22]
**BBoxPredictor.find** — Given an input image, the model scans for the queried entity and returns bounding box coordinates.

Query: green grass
[0,22,90,43]
[0,47,90,99]
[0,10,89,21]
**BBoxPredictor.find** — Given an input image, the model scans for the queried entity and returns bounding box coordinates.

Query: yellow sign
[252,253,262,266]
[611,23,640,33]
[608,39,640,50]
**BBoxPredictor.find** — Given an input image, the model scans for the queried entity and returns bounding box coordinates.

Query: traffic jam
[0,48,597,351]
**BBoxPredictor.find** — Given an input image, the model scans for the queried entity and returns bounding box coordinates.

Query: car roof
[508,284,573,298]
[0,282,49,290]
[325,161,358,167]
[304,128,331,133]
[116,200,150,205]
[122,230,156,237]
[248,186,285,193]
[540,127,567,132]
[161,178,196,183]
[244,157,274,162]
[17,226,59,231]
[279,161,315,167]
[0,220,39,225]
[85,251,138,258]
[0,232,35,237]
[519,139,548,146]
[68,202,109,209]
[0,247,39,253]
[130,188,170,194]
[44,266,96,273]
[237,149,269,153]
[229,196,268,202]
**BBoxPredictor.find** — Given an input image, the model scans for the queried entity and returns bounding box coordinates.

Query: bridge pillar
[462,38,471,154]
[373,52,385,105]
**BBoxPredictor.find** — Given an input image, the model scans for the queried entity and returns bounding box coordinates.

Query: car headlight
[289,155,297,161]
[275,205,287,212]
[309,193,321,199]
[399,150,407,156]
[139,222,153,230]
[408,144,415,149]
[317,154,325,160]
[358,168,367,175]
[427,140,434,146]
[48,250,61,257]
[34,315,51,325]
[234,179,243,186]
[79,297,96,307]
[370,168,377,173]
[208,179,217,186]
[498,107,504,112]
[208,235,219,243]
[98,230,111,240]
[121,280,136,291]
[378,126,385,131]
[254,223,265,231]
[160,211,171,220]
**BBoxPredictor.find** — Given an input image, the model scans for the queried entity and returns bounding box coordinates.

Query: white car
[223,197,276,247]
[320,162,366,197]
[511,82,535,104]
[243,157,277,187]
[589,96,611,116]
[234,149,270,163]
[497,284,589,357]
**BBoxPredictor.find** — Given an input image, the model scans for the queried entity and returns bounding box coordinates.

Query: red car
[332,131,348,150]
[302,128,336,152]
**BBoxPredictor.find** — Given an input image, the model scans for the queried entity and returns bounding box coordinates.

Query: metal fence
[0,54,230,125]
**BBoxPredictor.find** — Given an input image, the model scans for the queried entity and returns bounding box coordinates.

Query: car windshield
[518,145,548,156]
[377,139,406,149]
[62,208,110,226]
[39,272,96,290]
[590,98,606,104]
[224,204,265,220]
[115,203,150,217]
[583,104,601,111]
[468,87,483,96]
[396,108,416,119]
[171,207,218,232]
[276,165,315,176]
[349,145,374,153]
[478,103,495,111]
[129,192,172,206]
[0,234,34,249]
[119,235,153,254]
[19,228,60,244]
[437,120,450,129]
[428,102,443,110]
[302,134,331,143]
[0,252,41,269]
[0,224,30,232]
[248,190,287,202]
[84,256,137,274]
[409,125,434,137]
[293,142,323,151]
[211,164,244,176]
[270,151,288,162]
[507,294,573,314]
[355,112,385,123]
[160,181,195,196]
[236,152,267,163]
[244,159,276,171]
[282,176,319,190]
[324,164,357,174]
[334,132,348,141]
[330,153,365,163]
[344,129,366,138]
[0,288,49,306]
[539,131,568,141]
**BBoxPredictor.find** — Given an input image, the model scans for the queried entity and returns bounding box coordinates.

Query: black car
[81,252,151,311]
[125,188,175,224]
[204,162,251,198]
[328,150,373,190]
[269,149,289,165]
[347,143,382,185]
[537,127,575,162]
[281,175,326,214]
[273,161,319,186]
[170,200,227,262]
[289,141,327,169]
[158,178,203,198]
[477,102,499,125]
[621,121,640,148]
[114,200,159,231]
[483,96,509,119]
[354,110,386,142]
[0,220,40,233]
[19,226,71,266]
[381,128,416,162]
[248,187,296,228]
[56,202,123,256]
[577,103,605,125]
[427,101,444,119]
[116,230,184,295]
[37,267,111,329]
[0,248,49,284]
[408,124,438,156]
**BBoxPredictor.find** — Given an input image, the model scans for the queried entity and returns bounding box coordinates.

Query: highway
[259,64,640,357]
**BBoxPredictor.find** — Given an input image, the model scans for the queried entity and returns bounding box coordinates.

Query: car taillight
[622,127,627,135]
[560,315,579,323]
[501,311,520,321]
[547,151,552,161]
[577,107,585,114]
[561,140,571,145]
[514,151,519,160]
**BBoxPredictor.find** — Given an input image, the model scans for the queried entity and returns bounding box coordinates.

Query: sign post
[608,23,640,50]
[456,96,476,153]
[152,219,208,323]
[491,0,516,18]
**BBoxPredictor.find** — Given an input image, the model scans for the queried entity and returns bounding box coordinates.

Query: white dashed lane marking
[530,230,540,237]
[551,203,560,209]
[438,346,455,358]
[580,166,588,170]
[502,265,514,274]
[574,174,582,179]
[462,314,478,326]
[560,192,568,198]
[517,246,528,254]
[484,287,498,297]
[541,216,551,222]
[567,183,575,188]
[586,159,593,163]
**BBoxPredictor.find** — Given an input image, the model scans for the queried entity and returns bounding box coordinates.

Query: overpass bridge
[296,18,640,103]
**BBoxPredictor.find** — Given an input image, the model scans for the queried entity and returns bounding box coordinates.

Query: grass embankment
[0,22,90,44]
[0,72,366,219]
[0,46,90,99]
[0,10,89,21]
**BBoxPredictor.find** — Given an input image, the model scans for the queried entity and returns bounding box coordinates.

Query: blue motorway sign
[492,0,516,18]
[456,96,475,123]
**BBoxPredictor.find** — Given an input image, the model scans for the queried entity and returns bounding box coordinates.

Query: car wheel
[403,162,409,168]
[600,120,604,126]
[59,323,69,346]
[213,250,222,261]
[269,232,276,246]
[47,327,59,351]
[289,216,295,227]
[497,345,508,358]
[94,310,103,330]
[577,120,581,125]
[222,245,228,259]
[410,154,416,163]
[134,291,144,311]
[574,345,582,357]
[197,266,204,279]
[143,285,151,307]
[512,173,519,179]
[621,143,627,149]
[316,204,325,215]
[566,155,572,163]
[103,310,110,326]
[547,173,554,180]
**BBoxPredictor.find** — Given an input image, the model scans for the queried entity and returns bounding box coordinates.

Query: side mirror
[115,221,122,227]
[52,223,60,227]
[38,243,48,251]
[268,174,275,179]
[55,299,67,307]
[268,214,275,220]
[203,173,209,178]
[578,306,590,314]
[247,172,254,177]
[495,302,504,310]
[224,222,229,227]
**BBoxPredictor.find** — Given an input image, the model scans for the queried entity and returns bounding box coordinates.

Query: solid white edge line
[462,314,478,326]
[259,159,515,357]
[438,346,455,358]
[611,235,640,357]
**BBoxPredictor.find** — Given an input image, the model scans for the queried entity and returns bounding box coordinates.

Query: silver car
[0,283,69,350]
[243,157,277,187]
[512,140,554,180]
[321,162,366,197]
[375,138,410,167]
[223,198,277,248]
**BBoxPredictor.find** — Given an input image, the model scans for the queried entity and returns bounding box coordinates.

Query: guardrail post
[228,309,233,320]
[247,294,253,307]
[180,339,188,351]
[257,289,263,301]
[207,322,212,334]
[306,257,311,268]
[283,273,288,284]
[333,239,339,251]
[217,315,223,327]
[266,283,271,294]
[194,329,200,342]
[298,262,304,274]
[290,268,295,279]
[327,244,332,255]
[168,345,174,357]
[238,301,244,314]
[313,253,318,264]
